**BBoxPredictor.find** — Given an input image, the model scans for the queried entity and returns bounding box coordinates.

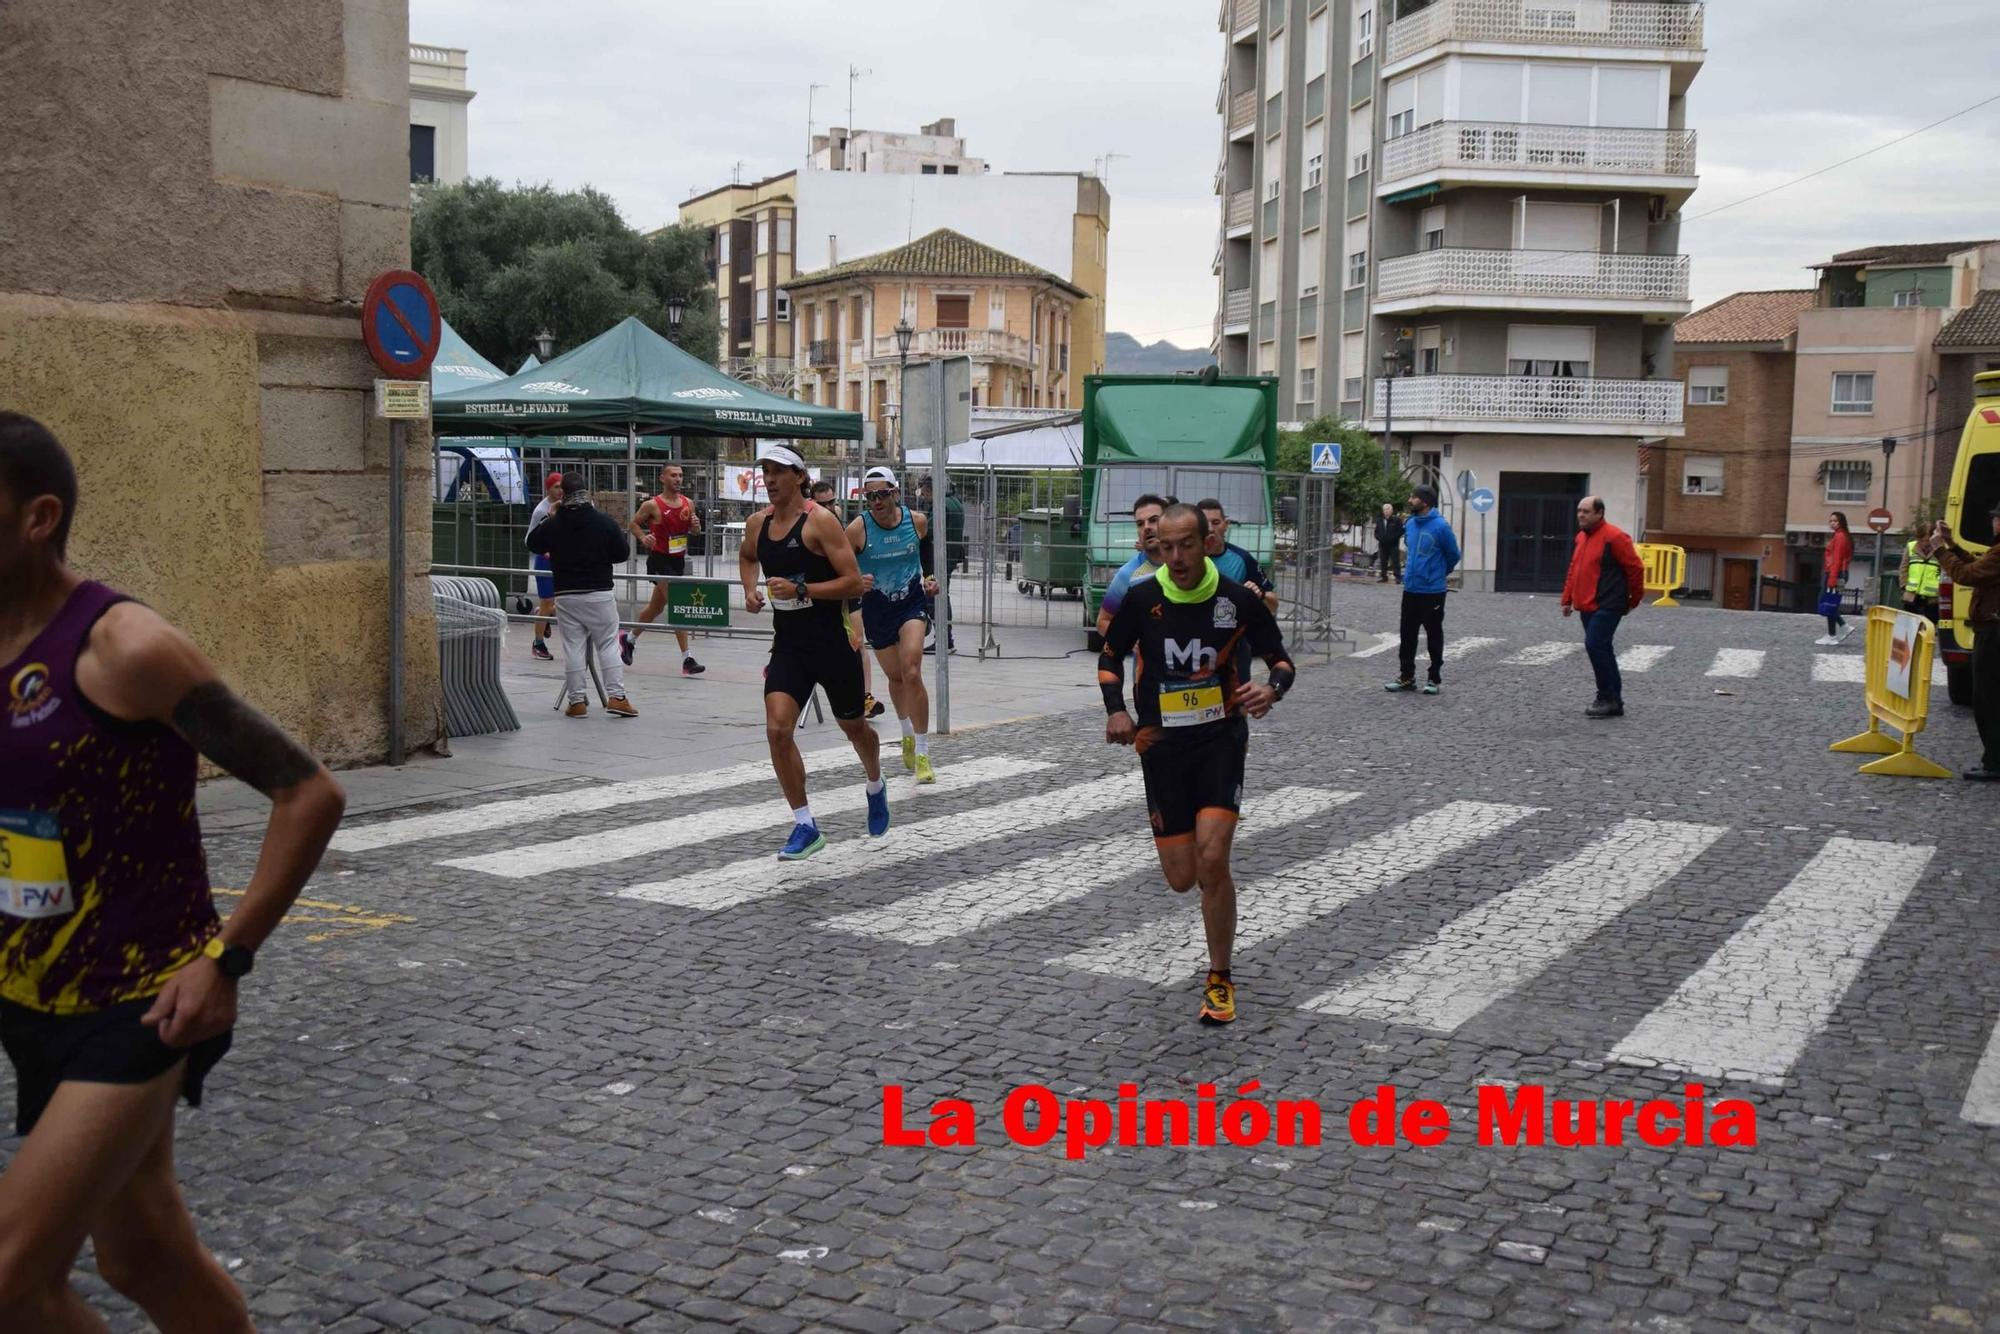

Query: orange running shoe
[1199,973,1236,1025]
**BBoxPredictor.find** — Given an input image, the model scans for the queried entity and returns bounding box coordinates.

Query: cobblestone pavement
[18,589,2000,1333]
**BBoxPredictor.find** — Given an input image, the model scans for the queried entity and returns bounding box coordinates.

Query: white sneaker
[1813,635,1835,646]
[1835,626,1855,644]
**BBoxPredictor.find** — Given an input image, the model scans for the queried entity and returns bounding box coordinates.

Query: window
[1298,237,1321,296]
[776,218,792,255]
[1260,239,1280,292]
[1344,375,1363,401]
[1352,150,1370,175]
[1420,205,1445,251]
[756,219,770,254]
[1266,30,1285,93]
[1304,121,1324,187]
[1683,456,1724,495]
[1306,10,1328,80]
[1688,366,1728,406]
[1823,460,1871,504]
[1506,324,1593,376]
[1347,248,1367,287]
[1299,366,1317,408]
[718,229,731,267]
[935,294,971,328]
[776,291,791,322]
[921,164,938,174]
[1831,372,1875,415]
[1416,326,1441,374]
[408,125,436,183]
[1266,174,1282,200]
[1356,8,1373,58]
[1893,288,1924,308]
[1386,76,1415,138]
[754,289,769,320]
[944,164,960,175]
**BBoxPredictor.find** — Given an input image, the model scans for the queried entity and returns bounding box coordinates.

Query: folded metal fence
[430,575,520,737]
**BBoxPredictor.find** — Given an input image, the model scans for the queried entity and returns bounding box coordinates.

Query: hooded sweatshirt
[1401,508,1461,594]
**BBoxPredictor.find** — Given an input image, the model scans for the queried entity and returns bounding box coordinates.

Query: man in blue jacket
[1385,485,1461,696]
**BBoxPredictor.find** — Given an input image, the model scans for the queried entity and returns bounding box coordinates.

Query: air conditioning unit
[1810,531,1828,549]
[1785,531,1806,547]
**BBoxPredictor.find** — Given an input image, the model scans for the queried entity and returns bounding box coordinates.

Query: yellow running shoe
[900,735,916,772]
[1199,974,1236,1025]
[914,754,936,785]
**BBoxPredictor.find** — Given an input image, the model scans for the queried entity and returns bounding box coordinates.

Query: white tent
[905,410,1083,469]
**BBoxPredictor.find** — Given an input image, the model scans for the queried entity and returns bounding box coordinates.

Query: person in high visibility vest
[1901,534,1941,623]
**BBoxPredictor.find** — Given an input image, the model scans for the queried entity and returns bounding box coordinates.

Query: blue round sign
[1468,487,1497,513]
[360,269,441,380]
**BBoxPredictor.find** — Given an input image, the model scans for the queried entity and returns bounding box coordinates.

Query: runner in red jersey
[622,464,705,675]
[0,412,347,1330]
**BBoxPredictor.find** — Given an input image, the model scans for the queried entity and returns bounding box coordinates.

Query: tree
[1277,417,1409,527]
[411,179,719,368]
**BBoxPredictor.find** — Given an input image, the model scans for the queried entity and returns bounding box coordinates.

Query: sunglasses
[865,489,898,502]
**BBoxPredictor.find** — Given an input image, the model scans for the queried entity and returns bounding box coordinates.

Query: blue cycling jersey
[858,505,924,600]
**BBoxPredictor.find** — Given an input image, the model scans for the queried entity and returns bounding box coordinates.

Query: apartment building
[409,44,474,185]
[784,229,1085,447]
[1646,290,1812,609]
[1213,0,1703,591]
[810,118,988,174]
[678,172,800,384]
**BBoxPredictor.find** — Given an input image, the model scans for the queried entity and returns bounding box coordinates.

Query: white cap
[756,442,806,470]
[862,465,900,488]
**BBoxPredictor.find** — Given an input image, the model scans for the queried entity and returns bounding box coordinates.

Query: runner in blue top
[845,467,941,783]
[1094,493,1171,639]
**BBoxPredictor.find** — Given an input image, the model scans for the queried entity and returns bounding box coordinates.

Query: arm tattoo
[171,682,320,796]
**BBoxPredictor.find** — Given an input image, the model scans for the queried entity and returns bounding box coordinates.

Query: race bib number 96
[0,809,73,919]
[1160,684,1225,727]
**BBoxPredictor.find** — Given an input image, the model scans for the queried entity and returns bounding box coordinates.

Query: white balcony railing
[1223,288,1252,326]
[1375,248,1690,306]
[1229,91,1257,134]
[1380,121,1697,186]
[870,328,1036,363]
[1226,190,1253,230]
[1386,0,1705,65]
[1373,374,1683,427]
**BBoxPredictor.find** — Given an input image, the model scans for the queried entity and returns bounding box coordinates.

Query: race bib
[1160,683,1225,728]
[667,534,688,555]
[0,809,73,919]
[767,582,812,612]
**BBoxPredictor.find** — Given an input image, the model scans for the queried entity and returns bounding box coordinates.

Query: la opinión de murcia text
[883,1082,1758,1161]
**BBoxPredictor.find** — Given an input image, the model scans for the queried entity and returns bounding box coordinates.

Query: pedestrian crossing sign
[1310,442,1342,474]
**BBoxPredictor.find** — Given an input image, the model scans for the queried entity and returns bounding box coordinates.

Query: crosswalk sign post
[1310,442,1342,474]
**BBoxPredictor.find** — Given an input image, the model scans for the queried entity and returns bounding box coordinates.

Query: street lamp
[894,317,916,469]
[533,328,555,362]
[665,294,687,346]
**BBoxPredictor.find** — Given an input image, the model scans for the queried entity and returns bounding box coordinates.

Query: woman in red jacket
[1820,512,1854,644]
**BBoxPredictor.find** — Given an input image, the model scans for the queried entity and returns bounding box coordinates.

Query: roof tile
[784,228,1085,295]
[1819,240,1998,269]
[1936,289,2000,348]
[1674,289,1816,345]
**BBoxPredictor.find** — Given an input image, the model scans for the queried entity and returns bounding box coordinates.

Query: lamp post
[1879,434,1897,600]
[893,317,916,470]
[533,328,556,362]
[664,294,687,346]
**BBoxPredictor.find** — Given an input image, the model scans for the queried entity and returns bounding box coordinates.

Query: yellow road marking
[212,888,414,943]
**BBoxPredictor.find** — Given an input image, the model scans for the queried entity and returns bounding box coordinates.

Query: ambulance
[1938,369,2000,705]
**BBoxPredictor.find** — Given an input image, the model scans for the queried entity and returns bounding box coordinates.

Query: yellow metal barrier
[1828,606,1951,779]
[1633,542,1687,607]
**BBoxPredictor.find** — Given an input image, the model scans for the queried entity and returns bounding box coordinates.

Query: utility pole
[846,65,872,170]
[1879,434,1897,597]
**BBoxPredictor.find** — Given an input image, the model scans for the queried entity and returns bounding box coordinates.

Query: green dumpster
[1016,508,1087,600]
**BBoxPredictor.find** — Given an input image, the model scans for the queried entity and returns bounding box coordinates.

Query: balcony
[1223,287,1252,330]
[869,328,1036,364]
[1374,248,1691,315]
[1369,373,1684,437]
[1228,90,1257,138]
[1223,0,1258,37]
[1225,189,1253,233]
[1378,121,1698,200]
[1386,0,1705,73]
[805,338,838,367]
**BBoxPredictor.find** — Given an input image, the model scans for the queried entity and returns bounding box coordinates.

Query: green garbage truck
[1081,372,1281,618]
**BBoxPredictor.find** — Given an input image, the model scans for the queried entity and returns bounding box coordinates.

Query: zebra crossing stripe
[1619,645,1674,673]
[332,746,872,852]
[1812,655,1865,683]
[1441,637,1502,661]
[1502,642,1580,667]
[1349,634,1400,659]
[442,756,1049,879]
[1606,837,1935,1084]
[1962,1020,2000,1126]
[820,787,1361,946]
[1707,649,1765,678]
[615,773,1140,911]
[1052,800,1540,987]
[1300,818,1727,1032]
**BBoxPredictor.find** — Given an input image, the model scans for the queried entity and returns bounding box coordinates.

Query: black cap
[1412,484,1439,508]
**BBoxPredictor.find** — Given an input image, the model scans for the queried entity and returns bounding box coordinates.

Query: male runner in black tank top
[739,443,888,859]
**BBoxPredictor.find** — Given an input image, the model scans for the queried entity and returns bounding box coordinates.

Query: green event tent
[432,315,862,444]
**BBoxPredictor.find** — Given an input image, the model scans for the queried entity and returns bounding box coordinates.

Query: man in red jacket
[1561,495,1648,718]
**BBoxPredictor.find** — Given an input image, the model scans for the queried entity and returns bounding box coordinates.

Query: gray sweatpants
[555,590,626,703]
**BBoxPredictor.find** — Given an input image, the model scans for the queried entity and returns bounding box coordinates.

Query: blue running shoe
[865,784,890,838]
[778,822,825,861]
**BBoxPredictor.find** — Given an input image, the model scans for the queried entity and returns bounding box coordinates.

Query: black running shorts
[0,995,232,1136]
[645,551,687,581]
[1137,725,1247,844]
[764,640,867,720]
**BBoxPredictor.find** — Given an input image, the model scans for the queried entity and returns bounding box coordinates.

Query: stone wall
[0,0,442,767]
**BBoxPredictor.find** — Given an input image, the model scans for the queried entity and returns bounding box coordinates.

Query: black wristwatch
[202,937,256,980]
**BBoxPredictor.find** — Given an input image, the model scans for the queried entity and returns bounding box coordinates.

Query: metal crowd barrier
[430,575,521,737]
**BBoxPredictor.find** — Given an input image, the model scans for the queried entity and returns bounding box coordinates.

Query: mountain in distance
[1105,331,1215,375]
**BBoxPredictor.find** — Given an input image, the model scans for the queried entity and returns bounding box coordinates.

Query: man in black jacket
[1373,503,1404,583]
[526,471,637,718]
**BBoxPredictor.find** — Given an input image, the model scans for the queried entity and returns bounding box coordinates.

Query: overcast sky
[414,0,2000,348]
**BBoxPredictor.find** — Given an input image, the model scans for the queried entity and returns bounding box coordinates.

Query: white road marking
[1503,642,1581,667]
[1053,800,1540,987]
[1707,649,1766,678]
[1812,655,1866,684]
[1349,633,1400,659]
[1442,636,1502,661]
[333,747,871,852]
[1607,837,1936,1084]
[822,787,1361,945]
[1961,1020,2000,1126]
[616,773,1140,910]
[443,756,1048,879]
[1301,819,1727,1032]
[1619,645,1674,673]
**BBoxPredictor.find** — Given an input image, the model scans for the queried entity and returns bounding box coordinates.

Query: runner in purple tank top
[0,413,347,1331]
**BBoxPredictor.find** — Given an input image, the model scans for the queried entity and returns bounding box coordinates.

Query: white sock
[899,717,915,738]
[791,805,813,826]
[865,778,885,795]
[914,733,929,757]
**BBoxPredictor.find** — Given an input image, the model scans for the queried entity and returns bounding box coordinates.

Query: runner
[846,467,941,783]
[620,464,705,676]
[813,479,885,719]
[1197,497,1280,612]
[528,471,563,660]
[1099,502,1295,1026]
[740,443,888,858]
[1093,492,1171,642]
[0,412,347,1329]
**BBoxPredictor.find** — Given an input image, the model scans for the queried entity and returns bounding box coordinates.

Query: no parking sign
[361,269,441,380]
